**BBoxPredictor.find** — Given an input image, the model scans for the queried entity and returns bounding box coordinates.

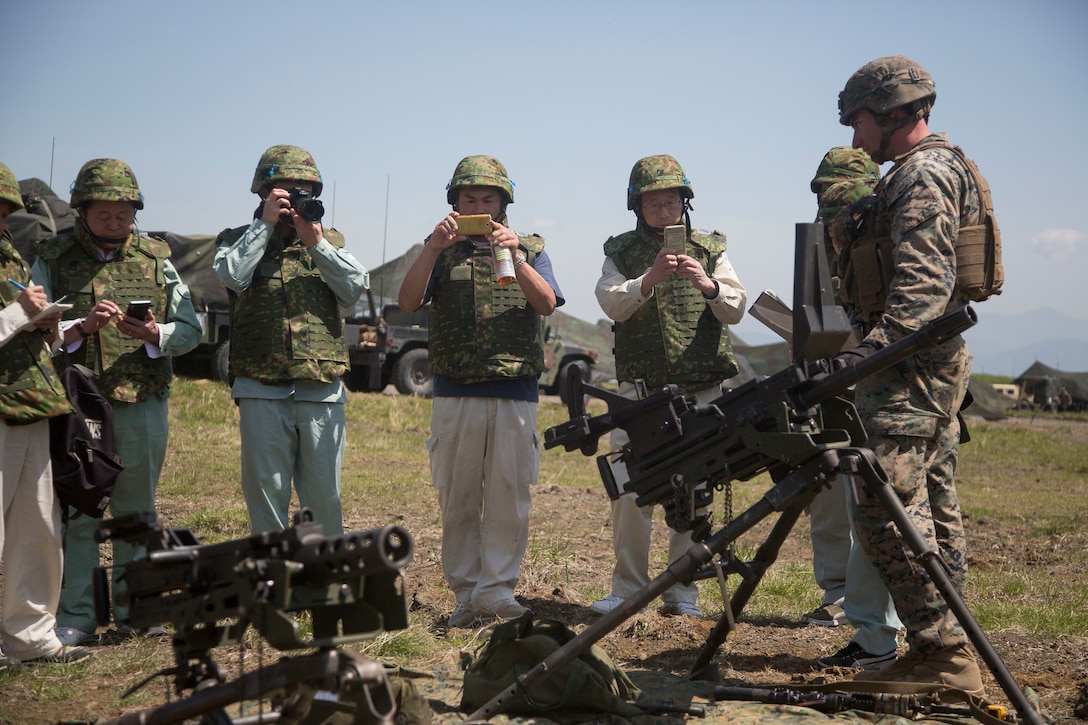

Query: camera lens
[288,188,325,222]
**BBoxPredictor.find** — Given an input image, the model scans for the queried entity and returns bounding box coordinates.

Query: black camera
[288,187,325,223]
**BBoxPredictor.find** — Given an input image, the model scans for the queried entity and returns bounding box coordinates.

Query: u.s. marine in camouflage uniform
[32,158,201,646]
[213,145,368,537]
[835,56,1000,695]
[590,155,746,619]
[0,160,89,665]
[398,156,563,628]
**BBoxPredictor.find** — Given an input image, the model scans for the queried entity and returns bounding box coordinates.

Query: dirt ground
[400,412,1088,722]
[2,411,1085,723]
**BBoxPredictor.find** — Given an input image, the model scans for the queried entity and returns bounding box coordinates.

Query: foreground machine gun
[94,509,414,725]
[466,224,1042,725]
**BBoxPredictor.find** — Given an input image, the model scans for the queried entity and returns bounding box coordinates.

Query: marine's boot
[854,644,985,697]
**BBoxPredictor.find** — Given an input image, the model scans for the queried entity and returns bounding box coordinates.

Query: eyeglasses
[642,200,682,213]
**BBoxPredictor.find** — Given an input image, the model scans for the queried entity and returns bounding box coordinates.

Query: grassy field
[1,377,1086,723]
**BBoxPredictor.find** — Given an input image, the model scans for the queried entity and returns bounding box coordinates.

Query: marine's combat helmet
[838,55,936,126]
[810,147,879,195]
[446,155,514,205]
[70,159,145,210]
[627,154,693,211]
[251,145,323,196]
[0,161,25,212]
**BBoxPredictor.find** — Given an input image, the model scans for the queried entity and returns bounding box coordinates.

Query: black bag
[49,363,124,518]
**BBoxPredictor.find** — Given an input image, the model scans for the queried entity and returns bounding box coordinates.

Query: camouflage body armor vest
[605,227,738,393]
[841,137,1002,322]
[428,236,544,384]
[0,235,71,423]
[35,224,171,403]
[217,226,349,385]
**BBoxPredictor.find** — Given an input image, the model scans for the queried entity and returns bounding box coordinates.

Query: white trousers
[1,419,64,659]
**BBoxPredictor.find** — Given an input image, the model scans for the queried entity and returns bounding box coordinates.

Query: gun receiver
[547,306,977,537]
[95,508,414,703]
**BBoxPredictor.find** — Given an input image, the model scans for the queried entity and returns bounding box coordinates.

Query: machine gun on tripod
[94,508,415,725]
[466,224,1042,725]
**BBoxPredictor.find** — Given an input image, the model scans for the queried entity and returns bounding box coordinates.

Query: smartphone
[663,224,686,252]
[456,214,493,237]
[125,300,151,321]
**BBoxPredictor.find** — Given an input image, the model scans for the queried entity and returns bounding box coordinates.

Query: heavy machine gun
[466,224,1042,725]
[94,509,415,725]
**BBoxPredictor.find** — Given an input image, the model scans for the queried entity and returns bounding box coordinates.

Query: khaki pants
[428,397,539,612]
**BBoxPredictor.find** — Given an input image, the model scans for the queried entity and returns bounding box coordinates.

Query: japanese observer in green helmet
[810,147,879,195]
[818,177,876,225]
[838,55,936,129]
[251,144,323,197]
[627,154,693,211]
[446,155,514,206]
[70,158,144,209]
[0,161,25,212]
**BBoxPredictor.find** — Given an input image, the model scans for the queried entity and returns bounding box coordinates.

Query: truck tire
[213,340,230,383]
[557,360,590,406]
[392,348,433,397]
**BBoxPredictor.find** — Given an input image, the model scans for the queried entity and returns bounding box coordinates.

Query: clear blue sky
[3,0,1085,348]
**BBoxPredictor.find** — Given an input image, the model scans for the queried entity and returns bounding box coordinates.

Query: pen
[8,277,27,291]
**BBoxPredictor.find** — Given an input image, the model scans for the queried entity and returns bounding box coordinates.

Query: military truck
[342,295,598,401]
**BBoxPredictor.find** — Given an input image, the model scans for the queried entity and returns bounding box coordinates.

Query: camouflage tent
[1016,361,1088,411]
[8,178,78,263]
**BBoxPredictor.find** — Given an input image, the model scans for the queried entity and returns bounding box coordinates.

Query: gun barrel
[792,306,976,409]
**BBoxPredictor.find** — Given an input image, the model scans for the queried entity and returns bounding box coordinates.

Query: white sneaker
[479,598,530,621]
[448,602,476,628]
[588,595,626,614]
[55,627,94,646]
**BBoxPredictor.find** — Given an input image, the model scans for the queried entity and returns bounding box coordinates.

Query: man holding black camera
[214,145,368,536]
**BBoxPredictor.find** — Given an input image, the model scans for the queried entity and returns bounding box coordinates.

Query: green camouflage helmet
[818,178,876,224]
[446,155,514,205]
[70,158,144,209]
[810,147,879,194]
[627,155,693,211]
[0,161,25,211]
[251,145,323,196]
[838,55,936,126]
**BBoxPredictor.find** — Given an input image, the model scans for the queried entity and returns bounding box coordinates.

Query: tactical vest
[604,227,738,393]
[428,235,545,384]
[0,236,72,423]
[35,224,172,403]
[217,225,349,385]
[842,137,1002,317]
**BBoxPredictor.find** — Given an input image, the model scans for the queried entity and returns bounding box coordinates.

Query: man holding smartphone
[398,155,562,628]
[32,158,201,646]
[213,145,367,537]
[591,154,746,618]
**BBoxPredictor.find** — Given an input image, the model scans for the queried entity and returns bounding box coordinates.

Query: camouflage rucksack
[461,614,642,717]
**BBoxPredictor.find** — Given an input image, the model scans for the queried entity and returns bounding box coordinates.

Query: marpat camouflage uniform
[849,134,981,655]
